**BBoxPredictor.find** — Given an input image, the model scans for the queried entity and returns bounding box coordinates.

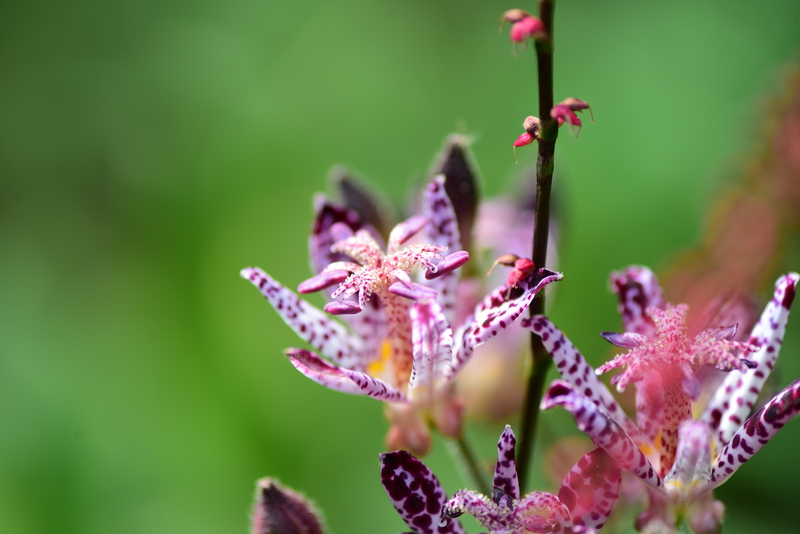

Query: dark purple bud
[330,166,396,240]
[388,281,438,301]
[425,251,470,279]
[431,135,479,253]
[298,270,350,294]
[323,301,362,315]
[600,331,648,349]
[251,478,324,534]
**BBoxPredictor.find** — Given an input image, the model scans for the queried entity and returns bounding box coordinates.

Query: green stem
[451,434,490,495]
[516,0,558,493]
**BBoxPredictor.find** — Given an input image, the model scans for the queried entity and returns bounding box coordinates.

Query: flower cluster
[525,267,800,533]
[242,174,561,455]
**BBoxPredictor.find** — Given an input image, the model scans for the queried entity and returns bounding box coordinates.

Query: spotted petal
[380,450,465,534]
[700,272,799,453]
[420,175,463,325]
[286,348,407,402]
[449,268,563,379]
[241,267,366,369]
[309,197,374,274]
[493,425,520,502]
[408,300,454,403]
[558,448,622,531]
[710,377,800,487]
[523,315,644,445]
[610,266,665,336]
[542,380,662,490]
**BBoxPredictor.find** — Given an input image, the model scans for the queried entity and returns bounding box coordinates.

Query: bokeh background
[2,0,800,532]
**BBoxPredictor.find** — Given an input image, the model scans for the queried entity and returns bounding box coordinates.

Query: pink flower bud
[551,98,593,138]
[510,16,545,43]
[500,10,546,43]
[513,117,540,162]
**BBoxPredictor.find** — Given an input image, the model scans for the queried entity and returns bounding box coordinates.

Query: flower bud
[251,478,324,534]
[500,10,546,44]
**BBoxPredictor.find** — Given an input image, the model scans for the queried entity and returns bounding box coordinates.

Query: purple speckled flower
[381,425,621,534]
[242,175,562,455]
[526,267,800,533]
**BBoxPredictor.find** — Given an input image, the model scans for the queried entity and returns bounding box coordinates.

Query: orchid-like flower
[381,425,622,534]
[242,175,562,455]
[523,266,800,533]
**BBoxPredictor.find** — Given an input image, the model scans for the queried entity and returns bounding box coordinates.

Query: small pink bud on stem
[500,9,546,45]
[551,98,593,138]
[513,116,541,163]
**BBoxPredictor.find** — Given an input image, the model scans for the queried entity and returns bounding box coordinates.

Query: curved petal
[449,268,563,379]
[420,175,463,325]
[542,380,662,491]
[700,273,799,454]
[493,425,520,502]
[523,315,645,445]
[241,267,365,369]
[286,349,407,402]
[710,378,800,487]
[663,420,712,498]
[558,448,622,531]
[609,266,665,336]
[380,450,465,534]
[408,300,454,403]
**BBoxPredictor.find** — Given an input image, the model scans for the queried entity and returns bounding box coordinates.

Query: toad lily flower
[241,175,562,455]
[524,266,800,533]
[381,425,622,534]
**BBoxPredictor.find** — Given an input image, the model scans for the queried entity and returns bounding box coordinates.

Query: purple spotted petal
[449,268,563,379]
[542,380,662,490]
[286,349,407,402]
[493,425,520,501]
[700,273,799,453]
[420,175,463,325]
[663,421,712,496]
[523,315,645,445]
[241,267,365,369]
[408,300,454,403]
[380,450,465,534]
[558,449,621,531]
[610,266,665,336]
[710,377,800,487]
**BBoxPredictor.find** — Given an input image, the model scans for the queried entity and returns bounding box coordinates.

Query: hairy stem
[517,0,558,493]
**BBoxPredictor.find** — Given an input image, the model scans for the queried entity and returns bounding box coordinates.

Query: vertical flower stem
[450,435,490,495]
[516,0,558,493]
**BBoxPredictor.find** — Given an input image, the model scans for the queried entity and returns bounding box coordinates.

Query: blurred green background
[2,0,800,532]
